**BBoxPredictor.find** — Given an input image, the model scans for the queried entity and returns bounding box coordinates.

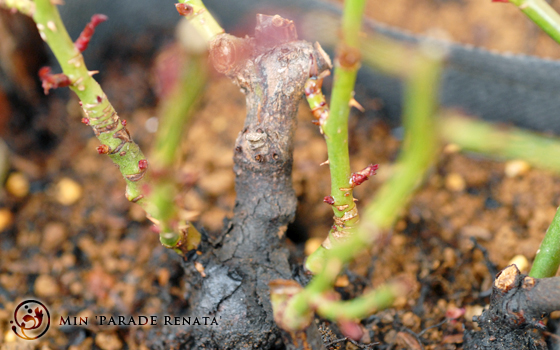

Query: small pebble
[460,225,492,241]
[41,222,67,252]
[507,254,529,273]
[401,312,420,328]
[95,332,123,350]
[70,281,83,295]
[6,172,29,197]
[129,204,146,222]
[392,296,407,309]
[334,275,349,287]
[157,268,170,286]
[442,247,457,267]
[200,207,229,232]
[443,143,461,154]
[465,304,485,323]
[504,160,530,178]
[396,331,422,350]
[384,329,397,344]
[4,329,16,342]
[197,170,234,197]
[55,177,82,205]
[194,261,206,277]
[304,237,323,256]
[35,274,60,298]
[0,208,13,231]
[445,173,466,192]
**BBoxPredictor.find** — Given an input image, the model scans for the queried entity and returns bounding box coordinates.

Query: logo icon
[10,300,50,340]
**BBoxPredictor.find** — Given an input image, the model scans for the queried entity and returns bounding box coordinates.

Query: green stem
[176,0,224,42]
[305,0,367,274]
[506,0,560,44]
[364,50,441,229]
[148,53,207,250]
[315,281,408,320]
[32,0,149,205]
[530,208,560,278]
[152,55,207,168]
[440,115,560,173]
[286,48,443,328]
[17,0,202,253]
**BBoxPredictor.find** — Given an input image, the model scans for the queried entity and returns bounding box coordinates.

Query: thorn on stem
[38,67,71,94]
[74,14,108,52]
[349,97,365,112]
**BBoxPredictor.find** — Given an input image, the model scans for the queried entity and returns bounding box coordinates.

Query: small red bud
[121,120,127,126]
[323,195,335,205]
[39,66,71,94]
[138,159,148,170]
[97,95,103,103]
[350,163,379,187]
[96,144,110,154]
[81,117,90,125]
[175,3,194,16]
[79,101,83,106]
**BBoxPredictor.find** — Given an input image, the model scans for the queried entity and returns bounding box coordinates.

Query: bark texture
[150,16,330,350]
[464,264,560,350]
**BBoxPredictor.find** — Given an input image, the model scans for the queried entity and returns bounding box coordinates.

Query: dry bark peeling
[149,15,330,350]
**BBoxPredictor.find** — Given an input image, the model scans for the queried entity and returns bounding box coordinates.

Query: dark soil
[1,1,560,349]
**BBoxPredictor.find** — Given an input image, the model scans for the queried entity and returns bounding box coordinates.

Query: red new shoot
[349,163,379,187]
[75,14,108,52]
[38,67,71,94]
